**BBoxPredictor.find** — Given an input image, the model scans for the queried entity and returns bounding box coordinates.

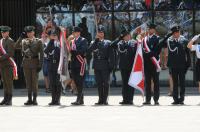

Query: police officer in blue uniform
[111,30,137,105]
[167,25,191,105]
[44,30,61,105]
[88,25,114,105]
[70,27,88,105]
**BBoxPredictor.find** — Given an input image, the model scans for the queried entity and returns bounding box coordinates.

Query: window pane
[114,0,130,11]
[79,0,112,11]
[36,0,72,12]
[155,11,193,38]
[75,12,112,40]
[130,11,152,32]
[154,0,193,10]
[36,13,73,36]
[114,12,130,37]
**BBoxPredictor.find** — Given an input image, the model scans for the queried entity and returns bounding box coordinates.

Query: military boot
[24,93,33,105]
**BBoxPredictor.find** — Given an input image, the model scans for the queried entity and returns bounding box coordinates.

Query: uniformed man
[15,26,44,105]
[70,27,88,105]
[44,30,61,105]
[0,26,16,105]
[142,23,161,105]
[167,25,191,105]
[88,25,114,105]
[111,30,137,105]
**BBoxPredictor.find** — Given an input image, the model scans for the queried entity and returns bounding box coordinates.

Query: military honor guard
[88,25,114,105]
[44,30,61,105]
[70,27,88,105]
[0,26,17,105]
[142,23,161,105]
[15,26,44,105]
[167,25,191,105]
[111,30,137,105]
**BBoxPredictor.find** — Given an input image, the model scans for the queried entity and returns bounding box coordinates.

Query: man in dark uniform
[44,30,61,105]
[167,25,191,105]
[15,26,44,105]
[0,26,16,105]
[70,27,88,105]
[111,30,137,105]
[88,25,114,105]
[142,23,161,105]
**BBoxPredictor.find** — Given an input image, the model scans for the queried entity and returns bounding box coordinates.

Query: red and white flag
[128,40,145,96]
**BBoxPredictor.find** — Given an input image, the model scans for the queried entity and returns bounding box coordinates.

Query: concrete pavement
[0,88,200,132]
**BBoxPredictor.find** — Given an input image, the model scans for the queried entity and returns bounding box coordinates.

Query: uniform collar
[75,36,80,41]
[2,36,9,40]
[173,36,180,42]
[28,37,35,41]
[148,33,155,38]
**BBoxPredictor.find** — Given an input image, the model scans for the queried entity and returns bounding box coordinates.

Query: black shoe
[5,94,12,106]
[126,102,133,105]
[103,102,108,105]
[5,101,12,106]
[25,93,32,105]
[54,102,61,105]
[24,100,33,105]
[154,102,159,105]
[32,100,38,106]
[71,101,83,105]
[119,101,126,105]
[179,102,184,105]
[32,93,38,106]
[95,101,103,105]
[0,98,7,105]
[143,102,151,105]
[171,101,179,105]
[48,102,55,105]
[119,101,133,105]
[71,94,84,105]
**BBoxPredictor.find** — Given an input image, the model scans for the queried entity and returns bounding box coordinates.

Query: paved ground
[0,88,200,132]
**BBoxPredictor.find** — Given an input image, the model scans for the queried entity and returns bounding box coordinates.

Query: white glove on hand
[192,34,200,42]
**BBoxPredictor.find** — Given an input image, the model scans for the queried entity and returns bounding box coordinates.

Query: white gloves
[192,34,200,42]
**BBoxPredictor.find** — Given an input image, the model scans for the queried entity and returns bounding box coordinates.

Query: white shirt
[191,44,200,59]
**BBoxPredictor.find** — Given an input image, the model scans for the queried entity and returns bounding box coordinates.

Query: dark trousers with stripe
[144,68,160,103]
[94,69,110,103]
[120,69,135,103]
[49,69,61,103]
[171,68,185,103]
[71,68,85,99]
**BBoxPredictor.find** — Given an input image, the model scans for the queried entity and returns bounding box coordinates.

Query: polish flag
[128,40,145,96]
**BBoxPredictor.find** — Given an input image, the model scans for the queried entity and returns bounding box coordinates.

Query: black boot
[5,94,12,106]
[95,87,103,105]
[0,94,7,105]
[32,93,38,106]
[54,86,61,105]
[55,92,61,105]
[24,93,33,105]
[71,94,84,105]
[49,89,56,105]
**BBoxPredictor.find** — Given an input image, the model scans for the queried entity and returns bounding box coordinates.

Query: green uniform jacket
[0,37,15,68]
[15,37,44,69]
